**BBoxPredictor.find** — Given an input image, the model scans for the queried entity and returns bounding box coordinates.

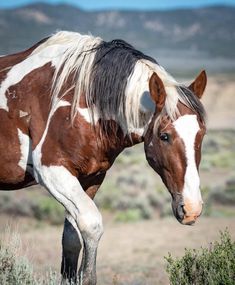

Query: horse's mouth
[171,196,202,226]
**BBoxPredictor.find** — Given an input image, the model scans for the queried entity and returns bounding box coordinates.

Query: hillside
[0,4,235,73]
[0,4,234,128]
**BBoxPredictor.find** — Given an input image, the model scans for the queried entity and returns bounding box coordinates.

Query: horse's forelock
[177,86,206,123]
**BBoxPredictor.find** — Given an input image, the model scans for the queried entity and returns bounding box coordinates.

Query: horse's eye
[159,133,169,142]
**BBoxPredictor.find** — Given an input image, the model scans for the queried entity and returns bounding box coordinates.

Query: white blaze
[173,115,202,204]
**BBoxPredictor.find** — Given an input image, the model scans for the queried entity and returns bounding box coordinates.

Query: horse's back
[0,37,49,73]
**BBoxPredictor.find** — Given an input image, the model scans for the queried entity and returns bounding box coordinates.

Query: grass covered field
[0,215,234,285]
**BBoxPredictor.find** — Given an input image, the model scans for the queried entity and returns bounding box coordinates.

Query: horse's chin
[176,216,197,226]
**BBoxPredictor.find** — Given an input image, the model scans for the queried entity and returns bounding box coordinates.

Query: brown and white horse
[0,31,207,285]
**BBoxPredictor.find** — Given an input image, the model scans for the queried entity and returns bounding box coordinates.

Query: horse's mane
[32,31,205,133]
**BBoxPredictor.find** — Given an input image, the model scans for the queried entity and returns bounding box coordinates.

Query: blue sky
[0,0,235,10]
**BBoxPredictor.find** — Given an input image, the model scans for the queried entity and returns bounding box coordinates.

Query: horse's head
[144,71,207,225]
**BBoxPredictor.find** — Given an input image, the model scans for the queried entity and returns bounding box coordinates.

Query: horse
[0,31,207,285]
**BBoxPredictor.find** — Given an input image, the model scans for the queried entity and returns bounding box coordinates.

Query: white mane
[32,31,102,116]
[31,31,193,134]
[125,59,184,133]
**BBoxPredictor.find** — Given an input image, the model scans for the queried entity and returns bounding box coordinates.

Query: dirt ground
[0,214,234,285]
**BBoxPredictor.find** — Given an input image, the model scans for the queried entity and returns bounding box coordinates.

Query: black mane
[88,39,157,124]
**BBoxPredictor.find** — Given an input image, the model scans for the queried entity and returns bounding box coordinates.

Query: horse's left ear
[149,72,167,113]
[188,70,207,99]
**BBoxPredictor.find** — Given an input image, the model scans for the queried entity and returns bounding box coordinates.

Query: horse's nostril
[177,203,185,220]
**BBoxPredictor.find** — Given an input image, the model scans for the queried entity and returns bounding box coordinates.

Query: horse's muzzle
[172,196,203,225]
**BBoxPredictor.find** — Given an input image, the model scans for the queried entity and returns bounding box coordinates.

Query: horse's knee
[79,212,103,242]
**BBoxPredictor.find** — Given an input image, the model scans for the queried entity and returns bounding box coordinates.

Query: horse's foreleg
[78,229,101,285]
[34,165,103,285]
[61,213,82,284]
[61,175,106,285]
[62,201,103,285]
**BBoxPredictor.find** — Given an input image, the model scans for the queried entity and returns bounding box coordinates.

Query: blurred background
[0,1,234,284]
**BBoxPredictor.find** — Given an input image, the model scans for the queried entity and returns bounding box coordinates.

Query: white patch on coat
[17,129,32,171]
[32,99,70,183]
[33,99,70,177]
[0,44,67,111]
[36,165,102,229]
[31,94,103,245]
[77,107,99,124]
[173,115,202,204]
[33,164,103,246]
[19,110,29,118]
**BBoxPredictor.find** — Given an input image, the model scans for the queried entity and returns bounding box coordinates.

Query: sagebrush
[0,231,37,285]
[165,229,235,285]
[0,230,63,285]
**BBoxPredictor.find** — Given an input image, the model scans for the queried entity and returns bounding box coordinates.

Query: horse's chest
[77,151,115,176]
[38,105,125,191]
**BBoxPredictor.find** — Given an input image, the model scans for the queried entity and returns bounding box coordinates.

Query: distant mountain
[0,4,235,74]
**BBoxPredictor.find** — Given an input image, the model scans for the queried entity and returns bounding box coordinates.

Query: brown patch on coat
[4,62,55,146]
[0,59,55,188]
[0,109,27,184]
[39,104,143,197]
[0,172,36,190]
[40,107,123,174]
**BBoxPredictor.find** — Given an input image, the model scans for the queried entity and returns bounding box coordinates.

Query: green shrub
[0,232,37,285]
[31,197,65,225]
[201,130,235,171]
[210,178,235,205]
[165,229,235,285]
[115,209,143,222]
[95,161,171,221]
[0,191,65,225]
[0,230,69,285]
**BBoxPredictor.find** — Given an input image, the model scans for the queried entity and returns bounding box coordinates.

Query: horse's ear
[149,72,167,113]
[188,70,207,99]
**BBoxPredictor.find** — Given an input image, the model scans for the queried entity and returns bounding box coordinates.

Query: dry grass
[0,214,234,285]
[201,74,235,130]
